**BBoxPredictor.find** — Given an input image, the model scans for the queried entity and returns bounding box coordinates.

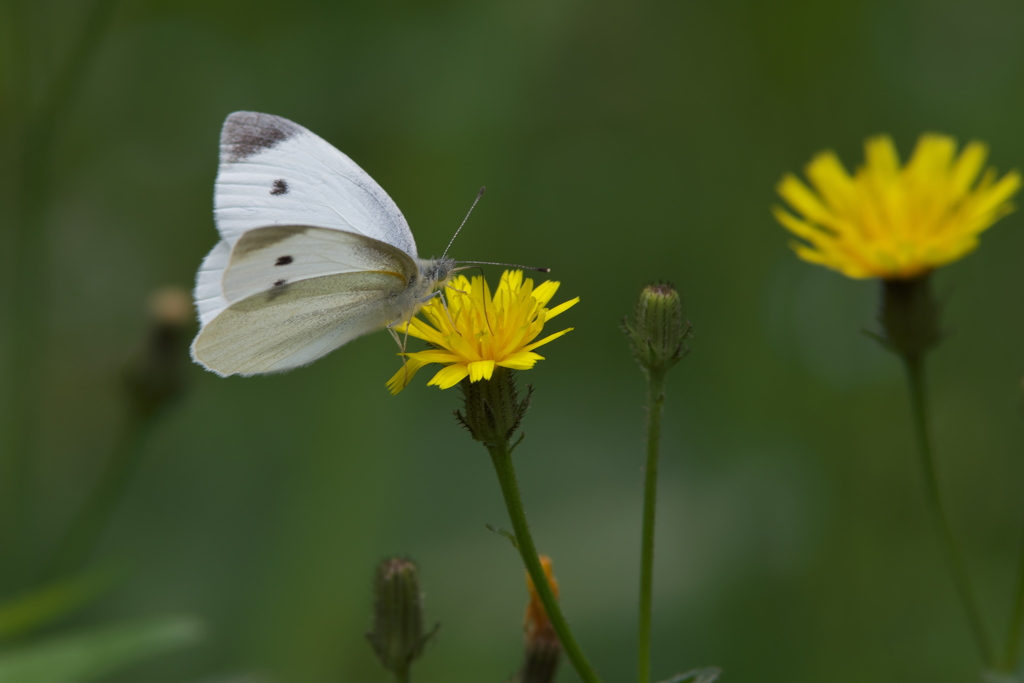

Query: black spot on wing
[221,112,301,163]
[270,178,289,195]
[275,255,293,266]
[268,279,289,301]
[266,278,290,301]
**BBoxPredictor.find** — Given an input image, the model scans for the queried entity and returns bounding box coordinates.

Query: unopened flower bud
[366,558,434,675]
[518,555,561,683]
[623,283,692,378]
[124,287,191,417]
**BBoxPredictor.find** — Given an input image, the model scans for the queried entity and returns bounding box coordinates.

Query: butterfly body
[191,112,453,377]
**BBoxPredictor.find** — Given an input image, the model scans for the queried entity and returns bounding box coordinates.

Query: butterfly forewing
[214,112,418,257]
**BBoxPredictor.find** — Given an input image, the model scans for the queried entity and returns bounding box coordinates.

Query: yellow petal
[523,327,574,352]
[949,141,987,199]
[806,151,856,212]
[865,136,901,178]
[428,364,471,389]
[498,351,544,370]
[777,174,834,225]
[532,280,560,306]
[386,355,433,394]
[468,360,496,382]
[546,296,579,319]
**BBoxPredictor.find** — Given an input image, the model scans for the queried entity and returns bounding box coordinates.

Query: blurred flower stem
[901,353,993,666]
[40,411,156,582]
[1006,526,1024,670]
[42,289,188,582]
[2,0,121,593]
[1004,378,1024,671]
[883,277,993,667]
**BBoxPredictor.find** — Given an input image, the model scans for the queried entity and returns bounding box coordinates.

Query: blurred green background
[3,0,1024,681]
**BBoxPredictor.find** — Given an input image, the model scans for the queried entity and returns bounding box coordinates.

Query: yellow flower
[774,134,1021,280]
[387,270,579,394]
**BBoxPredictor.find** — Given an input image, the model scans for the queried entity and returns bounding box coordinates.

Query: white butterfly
[191,111,455,377]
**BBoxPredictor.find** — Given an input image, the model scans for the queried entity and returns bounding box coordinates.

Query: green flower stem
[1004,526,1024,670]
[638,369,666,683]
[487,439,601,683]
[394,668,410,683]
[901,353,994,667]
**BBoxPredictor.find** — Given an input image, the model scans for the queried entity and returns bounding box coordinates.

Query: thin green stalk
[41,409,156,582]
[488,440,601,683]
[638,370,666,683]
[394,668,410,683]
[1,0,32,594]
[1,0,121,593]
[901,353,994,667]
[1004,524,1024,670]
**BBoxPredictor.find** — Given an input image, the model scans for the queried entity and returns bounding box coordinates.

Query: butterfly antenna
[442,186,486,259]
[455,261,551,274]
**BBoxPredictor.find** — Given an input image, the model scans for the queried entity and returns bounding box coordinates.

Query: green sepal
[455,368,532,446]
[877,274,943,357]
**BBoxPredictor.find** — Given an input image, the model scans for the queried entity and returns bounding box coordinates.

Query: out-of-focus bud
[367,557,435,676]
[123,287,192,417]
[623,283,692,379]
[518,555,561,683]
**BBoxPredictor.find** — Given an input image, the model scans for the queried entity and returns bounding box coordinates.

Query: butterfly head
[422,256,457,290]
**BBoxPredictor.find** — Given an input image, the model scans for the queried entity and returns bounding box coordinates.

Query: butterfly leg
[386,321,415,386]
[434,288,465,333]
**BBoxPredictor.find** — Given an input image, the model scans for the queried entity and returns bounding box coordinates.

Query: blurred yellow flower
[387,270,578,394]
[774,134,1021,280]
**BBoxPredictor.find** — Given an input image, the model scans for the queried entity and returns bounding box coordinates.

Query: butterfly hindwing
[191,271,413,376]
[194,239,233,326]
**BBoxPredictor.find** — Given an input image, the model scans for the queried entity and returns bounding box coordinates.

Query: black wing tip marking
[221,112,302,163]
[270,178,289,195]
